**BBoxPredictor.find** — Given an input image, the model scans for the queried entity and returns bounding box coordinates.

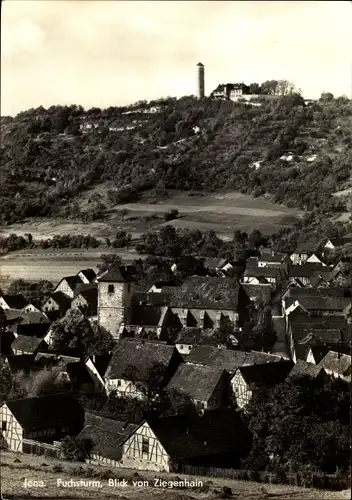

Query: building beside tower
[196,62,205,99]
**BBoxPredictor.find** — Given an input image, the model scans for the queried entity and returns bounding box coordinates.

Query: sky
[2,0,352,116]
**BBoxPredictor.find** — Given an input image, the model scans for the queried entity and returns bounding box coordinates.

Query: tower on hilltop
[196,62,205,99]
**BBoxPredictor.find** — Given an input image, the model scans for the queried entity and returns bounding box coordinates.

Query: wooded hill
[1,93,351,226]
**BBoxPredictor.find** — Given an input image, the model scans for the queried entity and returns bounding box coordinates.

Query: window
[2,421,7,431]
[117,380,122,387]
[108,284,115,294]
[142,437,149,455]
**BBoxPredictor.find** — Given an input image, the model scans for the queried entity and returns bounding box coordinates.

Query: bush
[61,436,93,462]
[164,209,179,221]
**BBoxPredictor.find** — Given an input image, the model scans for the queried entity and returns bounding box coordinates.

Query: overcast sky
[2,0,351,116]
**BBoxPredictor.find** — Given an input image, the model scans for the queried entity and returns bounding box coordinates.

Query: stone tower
[196,62,205,99]
[97,265,135,340]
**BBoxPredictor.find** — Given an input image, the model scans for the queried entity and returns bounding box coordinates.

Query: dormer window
[108,284,115,294]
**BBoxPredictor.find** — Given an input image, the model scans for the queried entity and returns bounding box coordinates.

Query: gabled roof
[290,297,350,312]
[3,394,84,431]
[142,408,251,461]
[167,364,225,402]
[58,276,84,290]
[308,345,331,364]
[77,269,97,282]
[283,287,348,300]
[325,238,347,248]
[11,335,45,353]
[97,265,135,283]
[203,258,229,269]
[46,291,71,310]
[169,277,240,310]
[131,292,173,307]
[73,287,97,308]
[104,339,177,380]
[288,360,325,379]
[0,294,28,309]
[259,250,287,263]
[186,346,284,373]
[289,264,327,278]
[317,351,351,376]
[34,352,81,370]
[244,267,280,278]
[237,360,293,387]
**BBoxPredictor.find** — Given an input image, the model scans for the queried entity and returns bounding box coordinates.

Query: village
[0,232,351,482]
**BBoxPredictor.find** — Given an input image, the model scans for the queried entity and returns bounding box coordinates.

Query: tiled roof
[60,276,84,290]
[289,264,327,278]
[97,265,135,283]
[244,267,280,278]
[0,295,28,309]
[11,335,45,353]
[104,339,177,380]
[144,408,252,461]
[4,393,84,431]
[167,363,225,402]
[186,346,284,373]
[203,258,228,269]
[294,297,350,311]
[283,287,348,299]
[317,351,351,376]
[288,360,324,379]
[169,277,240,310]
[131,292,173,307]
[48,291,71,310]
[238,360,293,386]
[130,306,164,326]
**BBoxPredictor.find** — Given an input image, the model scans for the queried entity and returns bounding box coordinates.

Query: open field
[1,451,349,500]
[0,190,301,241]
[0,248,147,290]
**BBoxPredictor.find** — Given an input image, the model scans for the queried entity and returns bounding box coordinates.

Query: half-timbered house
[231,360,293,408]
[0,394,84,452]
[11,335,48,356]
[53,276,84,299]
[121,409,252,472]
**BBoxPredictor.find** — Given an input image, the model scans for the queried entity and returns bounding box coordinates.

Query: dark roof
[77,413,138,461]
[238,360,293,387]
[169,277,240,310]
[98,265,135,283]
[47,291,71,310]
[167,364,225,402]
[3,354,34,373]
[283,287,348,299]
[308,345,331,364]
[290,297,350,312]
[1,295,28,309]
[325,238,347,248]
[131,292,173,307]
[241,284,272,303]
[77,269,97,282]
[104,339,177,380]
[186,346,284,373]
[34,353,81,370]
[145,408,251,461]
[288,360,325,379]
[244,267,280,278]
[203,258,228,269]
[73,287,97,308]
[11,335,45,353]
[259,251,287,263]
[289,264,327,278]
[4,393,84,431]
[59,276,84,290]
[130,306,164,326]
[294,240,320,253]
[16,322,51,338]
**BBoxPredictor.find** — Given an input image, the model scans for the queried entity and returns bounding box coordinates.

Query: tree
[97,254,122,273]
[61,436,93,462]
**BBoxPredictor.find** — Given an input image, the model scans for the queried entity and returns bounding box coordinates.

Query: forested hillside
[1,93,351,225]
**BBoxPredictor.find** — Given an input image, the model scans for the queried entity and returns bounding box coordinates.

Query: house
[167,363,230,410]
[11,335,48,356]
[323,238,348,253]
[97,265,135,339]
[231,360,294,408]
[290,240,321,265]
[104,339,183,396]
[77,413,138,467]
[169,277,250,329]
[53,275,84,299]
[186,345,284,374]
[287,360,327,380]
[120,408,252,472]
[258,250,291,271]
[77,269,97,284]
[305,345,332,364]
[288,263,331,287]
[317,351,351,383]
[203,258,233,276]
[22,303,42,314]
[148,280,178,294]
[42,291,71,316]
[0,295,28,310]
[284,296,351,319]
[0,393,84,452]
[242,266,282,288]
[211,83,244,100]
[71,286,97,317]
[120,303,176,340]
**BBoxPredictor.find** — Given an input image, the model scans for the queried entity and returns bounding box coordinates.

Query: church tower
[97,265,135,340]
[196,62,205,99]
